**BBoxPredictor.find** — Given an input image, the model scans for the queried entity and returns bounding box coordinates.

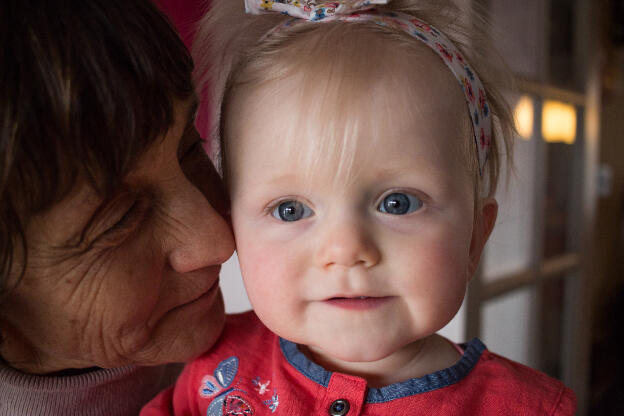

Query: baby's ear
[467,198,498,279]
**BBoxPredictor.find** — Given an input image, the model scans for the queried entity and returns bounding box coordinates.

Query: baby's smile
[227,51,478,373]
[323,296,395,310]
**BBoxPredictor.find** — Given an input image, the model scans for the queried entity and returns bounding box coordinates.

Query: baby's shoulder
[196,311,274,360]
[178,311,278,392]
[468,348,576,414]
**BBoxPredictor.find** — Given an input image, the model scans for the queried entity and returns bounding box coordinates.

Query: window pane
[481,288,537,368]
[539,277,567,379]
[483,98,537,281]
[490,0,547,80]
[543,141,576,258]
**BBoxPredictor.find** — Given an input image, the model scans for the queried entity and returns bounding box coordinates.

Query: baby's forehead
[228,88,470,184]
[224,25,473,179]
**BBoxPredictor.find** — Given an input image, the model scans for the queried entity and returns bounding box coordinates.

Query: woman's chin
[131,291,227,366]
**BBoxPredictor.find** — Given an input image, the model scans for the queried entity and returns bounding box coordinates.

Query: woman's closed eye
[106,197,150,234]
[271,200,314,222]
[377,192,424,215]
[81,193,152,249]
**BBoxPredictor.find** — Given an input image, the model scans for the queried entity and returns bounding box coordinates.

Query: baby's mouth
[330,296,370,300]
[324,296,393,310]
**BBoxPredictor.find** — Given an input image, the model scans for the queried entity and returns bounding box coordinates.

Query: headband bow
[245,1,390,21]
[245,0,492,174]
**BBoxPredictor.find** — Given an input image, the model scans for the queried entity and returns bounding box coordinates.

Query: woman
[0,0,234,414]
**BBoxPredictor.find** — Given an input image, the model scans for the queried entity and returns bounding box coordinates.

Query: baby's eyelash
[264,197,300,213]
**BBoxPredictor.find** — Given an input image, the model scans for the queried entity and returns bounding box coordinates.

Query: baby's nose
[314,219,380,269]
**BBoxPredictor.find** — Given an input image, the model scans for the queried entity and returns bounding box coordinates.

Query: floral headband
[244,0,492,174]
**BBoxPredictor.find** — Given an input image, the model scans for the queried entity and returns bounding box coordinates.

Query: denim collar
[279,337,486,403]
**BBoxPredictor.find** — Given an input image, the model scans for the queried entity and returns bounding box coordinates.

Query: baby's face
[227,53,487,364]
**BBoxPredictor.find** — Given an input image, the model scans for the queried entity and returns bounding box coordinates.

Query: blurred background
[212,0,624,414]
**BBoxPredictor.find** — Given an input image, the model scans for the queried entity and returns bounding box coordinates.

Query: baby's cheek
[238,244,293,309]
[401,236,468,306]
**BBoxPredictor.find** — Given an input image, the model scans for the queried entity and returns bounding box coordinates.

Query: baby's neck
[300,334,461,388]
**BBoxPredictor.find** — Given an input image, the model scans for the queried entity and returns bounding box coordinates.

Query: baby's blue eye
[378,192,423,215]
[272,200,313,222]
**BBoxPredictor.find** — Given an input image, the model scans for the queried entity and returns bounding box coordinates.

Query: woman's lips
[150,269,222,327]
[178,267,222,309]
[324,296,393,310]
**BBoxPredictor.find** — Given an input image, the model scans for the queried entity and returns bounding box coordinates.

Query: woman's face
[0,101,235,374]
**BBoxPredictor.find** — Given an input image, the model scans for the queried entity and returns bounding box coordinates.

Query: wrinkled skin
[0,101,235,374]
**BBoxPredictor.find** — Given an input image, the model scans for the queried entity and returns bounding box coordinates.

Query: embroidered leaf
[206,395,226,416]
[199,375,221,398]
[215,356,239,388]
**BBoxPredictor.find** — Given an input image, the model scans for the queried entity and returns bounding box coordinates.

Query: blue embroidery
[263,389,279,413]
[252,376,271,395]
[198,356,249,416]
[413,31,429,42]
[279,337,487,403]
[465,66,475,81]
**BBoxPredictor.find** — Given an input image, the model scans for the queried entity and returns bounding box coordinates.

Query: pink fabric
[156,0,212,141]
[155,0,206,50]
[142,311,576,416]
[0,360,181,416]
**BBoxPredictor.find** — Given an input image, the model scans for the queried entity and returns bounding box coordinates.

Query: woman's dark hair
[0,0,195,295]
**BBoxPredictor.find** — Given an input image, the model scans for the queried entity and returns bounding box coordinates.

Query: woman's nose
[167,180,235,274]
[314,218,381,269]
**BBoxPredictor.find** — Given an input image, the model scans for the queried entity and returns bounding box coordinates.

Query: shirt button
[329,399,350,415]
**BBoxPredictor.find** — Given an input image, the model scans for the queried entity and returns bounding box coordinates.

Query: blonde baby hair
[193,0,514,199]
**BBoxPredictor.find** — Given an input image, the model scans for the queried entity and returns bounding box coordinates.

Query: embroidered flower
[313,8,326,19]
[376,17,400,30]
[411,18,432,33]
[480,128,491,149]
[479,88,489,117]
[436,42,453,62]
[456,52,466,65]
[261,0,274,10]
[395,19,409,30]
[413,31,428,42]
[463,77,475,103]
[312,3,339,20]
[200,375,221,398]
[252,377,271,395]
[263,389,279,413]
[223,395,254,415]
[465,66,475,81]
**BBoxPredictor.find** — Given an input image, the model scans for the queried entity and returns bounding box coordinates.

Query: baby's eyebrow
[265,174,303,185]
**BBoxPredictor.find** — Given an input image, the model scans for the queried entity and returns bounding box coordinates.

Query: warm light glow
[514,95,534,140]
[542,100,577,144]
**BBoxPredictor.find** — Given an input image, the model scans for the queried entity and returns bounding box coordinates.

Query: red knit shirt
[142,312,575,415]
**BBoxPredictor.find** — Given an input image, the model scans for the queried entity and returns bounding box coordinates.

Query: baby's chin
[302,335,415,366]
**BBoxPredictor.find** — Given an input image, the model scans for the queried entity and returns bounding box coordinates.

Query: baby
[143,0,576,414]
